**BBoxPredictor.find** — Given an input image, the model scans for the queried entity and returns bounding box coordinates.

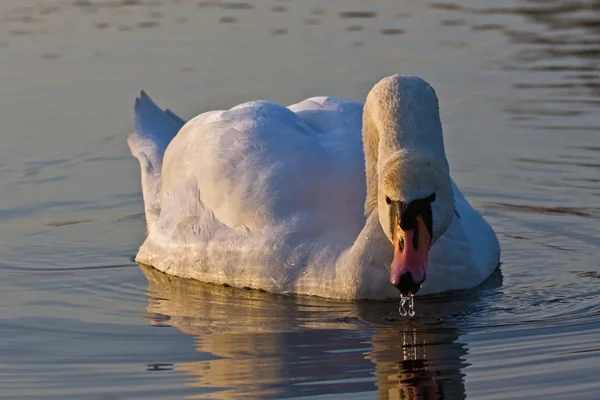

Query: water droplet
[398,292,415,317]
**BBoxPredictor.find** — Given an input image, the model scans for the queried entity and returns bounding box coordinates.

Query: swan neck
[361,75,448,215]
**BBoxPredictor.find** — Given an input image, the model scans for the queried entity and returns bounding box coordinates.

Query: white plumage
[128,75,500,299]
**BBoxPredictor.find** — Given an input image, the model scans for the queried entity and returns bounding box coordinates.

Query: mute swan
[128,75,500,300]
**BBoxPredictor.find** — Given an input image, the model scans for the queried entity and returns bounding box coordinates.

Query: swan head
[364,75,454,295]
[377,152,454,295]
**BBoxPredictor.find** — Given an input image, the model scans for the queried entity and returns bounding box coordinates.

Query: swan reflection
[141,265,500,399]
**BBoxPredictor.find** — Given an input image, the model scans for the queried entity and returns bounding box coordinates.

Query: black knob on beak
[392,272,423,295]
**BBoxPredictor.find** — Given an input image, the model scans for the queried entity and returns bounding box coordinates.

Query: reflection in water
[141,266,503,399]
[370,329,466,400]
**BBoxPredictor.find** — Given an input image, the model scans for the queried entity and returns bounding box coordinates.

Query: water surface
[0,0,599,399]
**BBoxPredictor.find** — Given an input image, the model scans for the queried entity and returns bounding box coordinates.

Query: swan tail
[128,91,186,231]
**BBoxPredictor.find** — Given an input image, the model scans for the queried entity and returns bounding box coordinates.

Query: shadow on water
[140,265,504,399]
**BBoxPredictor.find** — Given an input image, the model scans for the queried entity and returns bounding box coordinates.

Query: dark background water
[0,0,599,399]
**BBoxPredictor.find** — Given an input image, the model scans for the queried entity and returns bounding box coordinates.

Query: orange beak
[390,215,430,294]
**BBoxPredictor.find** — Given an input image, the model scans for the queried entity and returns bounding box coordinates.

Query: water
[398,292,416,317]
[0,0,599,398]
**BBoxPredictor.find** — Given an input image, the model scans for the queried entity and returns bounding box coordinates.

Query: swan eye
[385,196,391,205]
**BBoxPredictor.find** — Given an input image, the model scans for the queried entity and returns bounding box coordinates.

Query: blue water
[0,0,599,398]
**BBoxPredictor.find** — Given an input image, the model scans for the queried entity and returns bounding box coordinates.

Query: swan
[128,75,500,300]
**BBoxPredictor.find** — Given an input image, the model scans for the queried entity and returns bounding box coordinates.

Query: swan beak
[390,215,430,295]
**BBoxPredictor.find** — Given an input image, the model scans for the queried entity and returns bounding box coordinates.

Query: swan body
[128,75,500,300]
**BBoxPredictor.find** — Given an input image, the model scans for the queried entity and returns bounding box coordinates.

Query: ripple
[380,28,405,36]
[514,156,600,169]
[270,5,287,13]
[440,19,467,26]
[339,11,378,19]
[575,145,600,152]
[45,219,93,227]
[346,25,363,32]
[2,0,599,398]
[574,271,600,280]
[9,29,35,36]
[115,212,145,222]
[218,16,238,24]
[138,20,159,28]
[271,28,287,35]
[483,202,599,218]
[220,2,253,10]
[0,263,134,277]
[471,23,505,31]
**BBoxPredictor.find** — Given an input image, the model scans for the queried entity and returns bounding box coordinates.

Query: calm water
[1,0,599,399]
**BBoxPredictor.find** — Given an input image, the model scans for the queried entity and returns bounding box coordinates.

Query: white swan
[128,75,500,300]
